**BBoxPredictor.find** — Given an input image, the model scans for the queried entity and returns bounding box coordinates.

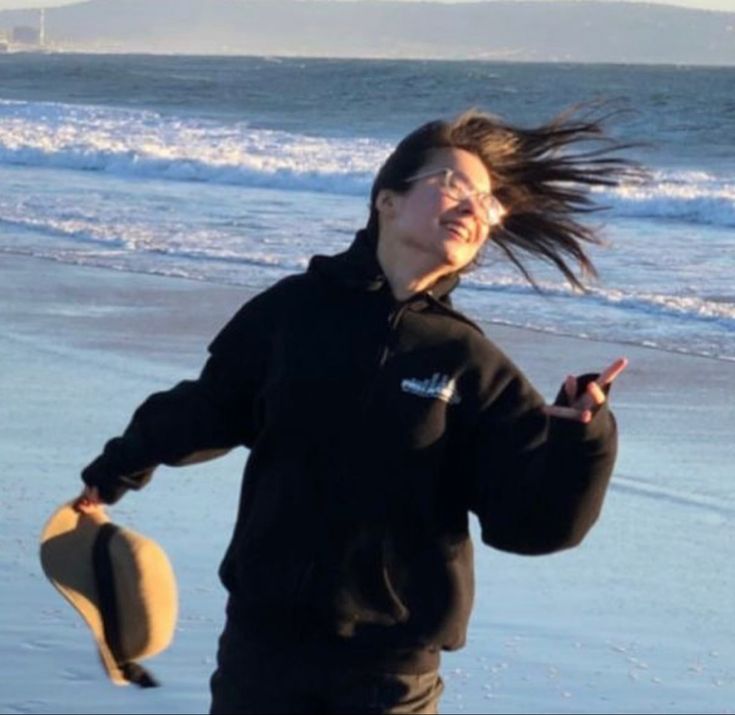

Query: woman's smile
[441,219,476,244]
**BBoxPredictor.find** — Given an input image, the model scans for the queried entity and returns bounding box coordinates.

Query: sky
[0,0,733,11]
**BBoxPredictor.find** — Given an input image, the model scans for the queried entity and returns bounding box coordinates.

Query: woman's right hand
[74,485,104,514]
[543,357,628,423]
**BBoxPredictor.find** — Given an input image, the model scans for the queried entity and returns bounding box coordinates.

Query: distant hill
[1,0,734,65]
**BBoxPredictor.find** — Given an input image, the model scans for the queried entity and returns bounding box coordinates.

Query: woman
[78,108,633,714]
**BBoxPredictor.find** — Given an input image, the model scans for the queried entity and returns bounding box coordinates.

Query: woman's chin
[438,238,479,270]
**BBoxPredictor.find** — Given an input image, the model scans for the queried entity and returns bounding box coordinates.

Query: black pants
[209,625,444,715]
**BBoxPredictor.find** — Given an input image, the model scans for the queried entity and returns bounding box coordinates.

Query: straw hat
[40,502,178,687]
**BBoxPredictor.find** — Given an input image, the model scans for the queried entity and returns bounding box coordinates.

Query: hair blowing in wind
[371,105,644,290]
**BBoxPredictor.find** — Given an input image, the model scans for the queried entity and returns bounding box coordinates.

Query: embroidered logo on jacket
[401,373,461,405]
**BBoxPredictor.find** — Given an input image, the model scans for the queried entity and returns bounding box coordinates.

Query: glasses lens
[416,169,504,226]
[486,196,506,226]
[444,172,470,202]
[446,172,504,225]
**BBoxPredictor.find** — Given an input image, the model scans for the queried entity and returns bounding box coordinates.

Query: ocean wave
[4,197,733,331]
[0,210,308,271]
[1,100,734,227]
[462,274,735,326]
[0,99,383,195]
[596,170,735,227]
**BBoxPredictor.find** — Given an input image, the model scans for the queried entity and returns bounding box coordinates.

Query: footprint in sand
[19,639,54,651]
[61,666,96,682]
[6,702,49,714]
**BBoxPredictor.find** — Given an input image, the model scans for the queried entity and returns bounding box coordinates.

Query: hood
[308,229,460,303]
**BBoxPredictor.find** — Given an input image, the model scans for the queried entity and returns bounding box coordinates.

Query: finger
[75,498,104,515]
[73,486,102,513]
[543,405,592,423]
[564,375,577,403]
[569,381,606,415]
[80,485,100,503]
[596,357,629,387]
[586,380,607,406]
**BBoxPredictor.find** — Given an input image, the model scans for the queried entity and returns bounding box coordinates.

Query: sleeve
[466,354,618,556]
[81,289,275,504]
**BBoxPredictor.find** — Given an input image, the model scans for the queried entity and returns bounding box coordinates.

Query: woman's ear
[375,189,397,218]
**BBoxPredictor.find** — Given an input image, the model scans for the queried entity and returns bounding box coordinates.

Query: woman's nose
[457,194,483,218]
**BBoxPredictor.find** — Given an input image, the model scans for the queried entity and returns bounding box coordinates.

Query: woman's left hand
[543,357,628,424]
[73,485,104,514]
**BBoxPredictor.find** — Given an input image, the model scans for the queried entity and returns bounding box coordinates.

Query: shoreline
[4,248,733,365]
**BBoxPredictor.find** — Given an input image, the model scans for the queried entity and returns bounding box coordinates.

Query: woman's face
[378,147,494,275]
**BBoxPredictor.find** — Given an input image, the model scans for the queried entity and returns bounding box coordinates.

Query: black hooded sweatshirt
[82,230,618,673]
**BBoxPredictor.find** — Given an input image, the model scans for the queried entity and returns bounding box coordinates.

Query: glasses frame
[405,167,506,226]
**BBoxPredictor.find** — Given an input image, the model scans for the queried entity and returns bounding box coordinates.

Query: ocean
[1,54,734,360]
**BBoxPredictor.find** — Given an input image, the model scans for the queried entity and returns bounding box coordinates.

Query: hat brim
[40,502,127,684]
[40,501,178,686]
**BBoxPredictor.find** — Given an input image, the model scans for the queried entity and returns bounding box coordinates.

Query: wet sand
[1,253,733,714]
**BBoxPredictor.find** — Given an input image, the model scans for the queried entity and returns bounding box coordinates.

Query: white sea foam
[596,170,735,227]
[463,275,735,326]
[2,100,735,228]
[0,99,384,195]
[4,194,733,344]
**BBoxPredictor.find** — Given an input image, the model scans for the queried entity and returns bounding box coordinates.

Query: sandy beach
[1,253,733,714]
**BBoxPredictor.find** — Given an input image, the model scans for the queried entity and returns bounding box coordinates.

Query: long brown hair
[368,106,643,289]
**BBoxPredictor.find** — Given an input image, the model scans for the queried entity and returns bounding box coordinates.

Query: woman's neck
[376,233,450,301]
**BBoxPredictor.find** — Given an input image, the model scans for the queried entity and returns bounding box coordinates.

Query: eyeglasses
[406,168,506,226]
